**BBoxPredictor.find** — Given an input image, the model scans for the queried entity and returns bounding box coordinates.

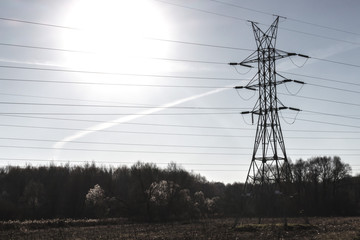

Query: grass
[0,217,359,240]
[236,222,316,232]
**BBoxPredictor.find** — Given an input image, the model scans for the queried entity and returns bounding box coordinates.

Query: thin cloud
[53,86,232,150]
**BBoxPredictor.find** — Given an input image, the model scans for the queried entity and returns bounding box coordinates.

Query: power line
[0,101,246,110]
[207,0,360,37]
[0,69,359,96]
[1,136,360,151]
[0,112,240,116]
[307,83,360,94]
[2,10,360,47]
[1,16,360,69]
[0,136,250,150]
[1,75,359,95]
[11,100,352,119]
[154,0,248,21]
[0,42,89,54]
[0,123,255,138]
[295,117,360,130]
[1,122,360,140]
[0,145,249,155]
[2,114,251,131]
[280,71,360,87]
[1,108,360,120]
[303,110,360,121]
[0,17,78,30]
[3,114,360,134]
[0,42,230,65]
[0,33,251,55]
[280,93,360,109]
[0,144,359,156]
[146,37,253,51]
[0,77,239,88]
[1,39,359,69]
[311,57,360,69]
[0,92,155,106]
[279,26,360,46]
[0,80,359,113]
[155,0,360,46]
[1,83,360,119]
[0,64,241,81]
[0,157,249,166]
[2,96,360,121]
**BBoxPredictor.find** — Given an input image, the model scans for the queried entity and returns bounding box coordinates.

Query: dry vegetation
[1,217,359,240]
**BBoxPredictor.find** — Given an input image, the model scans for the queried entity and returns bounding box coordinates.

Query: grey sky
[0,0,359,183]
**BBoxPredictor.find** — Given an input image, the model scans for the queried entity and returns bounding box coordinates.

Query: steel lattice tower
[230,17,305,190]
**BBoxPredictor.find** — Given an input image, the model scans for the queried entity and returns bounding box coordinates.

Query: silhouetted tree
[0,157,358,221]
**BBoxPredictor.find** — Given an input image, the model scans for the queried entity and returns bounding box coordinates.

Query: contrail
[53,86,232,149]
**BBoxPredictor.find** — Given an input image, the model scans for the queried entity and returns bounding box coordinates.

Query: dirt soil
[0,217,360,240]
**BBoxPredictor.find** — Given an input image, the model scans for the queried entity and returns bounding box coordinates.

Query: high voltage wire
[0,19,359,69]
[3,114,360,134]
[280,71,360,87]
[0,144,359,156]
[0,145,249,155]
[1,136,360,152]
[280,93,360,109]
[0,137,249,150]
[0,42,90,54]
[0,17,79,30]
[0,76,359,95]
[1,11,359,176]
[310,57,360,69]
[0,42,228,65]
[1,107,360,123]
[1,122,360,140]
[0,101,246,110]
[0,123,255,138]
[1,87,359,114]
[0,17,358,120]
[3,100,360,115]
[0,65,241,81]
[307,83,360,94]
[2,100,360,123]
[0,92,155,106]
[0,86,360,114]
[0,67,359,96]
[0,17,252,51]
[0,77,238,88]
[155,0,360,47]
[1,75,360,96]
[2,10,360,46]
[1,39,359,69]
[0,35,251,55]
[295,117,360,130]
[0,111,351,118]
[207,0,360,37]
[304,110,360,121]
[146,37,252,51]
[0,157,249,166]
[0,112,240,116]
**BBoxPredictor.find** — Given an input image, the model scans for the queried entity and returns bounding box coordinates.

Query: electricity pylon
[229,17,306,191]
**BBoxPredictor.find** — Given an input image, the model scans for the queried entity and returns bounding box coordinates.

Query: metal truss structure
[230,17,306,191]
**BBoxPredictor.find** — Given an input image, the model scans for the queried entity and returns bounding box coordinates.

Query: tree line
[0,156,359,221]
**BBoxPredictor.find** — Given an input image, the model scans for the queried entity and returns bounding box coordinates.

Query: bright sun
[61,0,171,79]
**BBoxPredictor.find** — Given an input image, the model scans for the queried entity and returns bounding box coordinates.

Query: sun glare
[61,0,171,76]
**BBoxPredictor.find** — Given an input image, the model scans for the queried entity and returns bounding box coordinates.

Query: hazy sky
[0,0,359,183]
